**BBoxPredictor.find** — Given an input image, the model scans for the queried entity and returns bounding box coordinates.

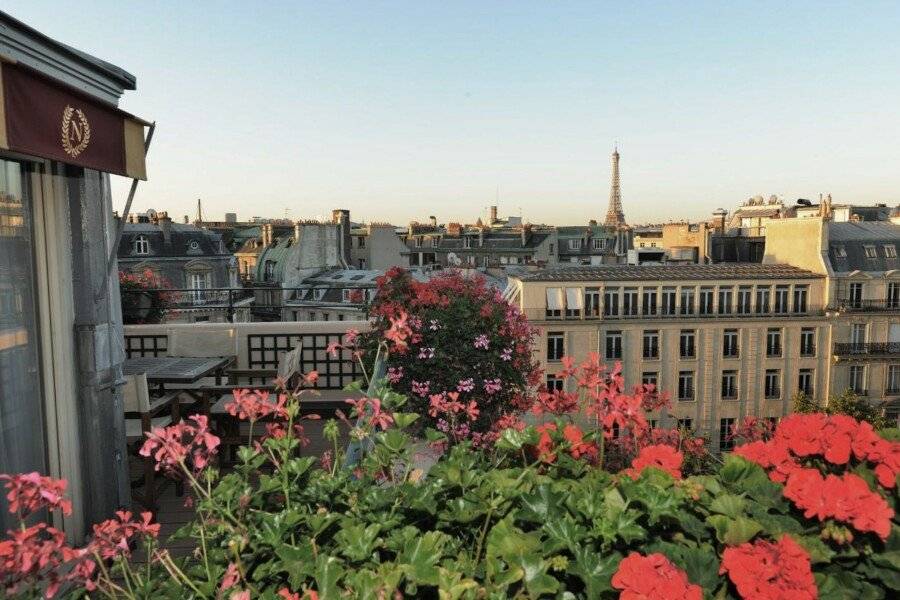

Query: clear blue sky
[7,1,900,225]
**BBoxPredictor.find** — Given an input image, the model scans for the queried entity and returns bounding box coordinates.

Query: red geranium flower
[623,444,683,479]
[719,535,816,600]
[612,552,702,600]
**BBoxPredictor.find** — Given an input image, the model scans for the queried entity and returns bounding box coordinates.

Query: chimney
[183,215,189,224]
[712,208,727,232]
[158,211,172,245]
[408,222,417,237]
[521,224,531,247]
[332,209,351,266]
[429,215,437,228]
[478,227,484,247]
[262,223,273,247]
[489,205,498,224]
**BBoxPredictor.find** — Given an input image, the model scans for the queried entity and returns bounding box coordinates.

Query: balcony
[833,342,900,360]
[540,307,822,323]
[832,298,900,313]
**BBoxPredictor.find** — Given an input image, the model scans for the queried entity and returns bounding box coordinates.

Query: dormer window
[431,237,439,248]
[133,235,149,255]
[464,237,472,249]
[864,245,877,259]
[569,239,581,250]
[884,244,897,259]
[834,245,847,258]
[189,240,200,251]
[415,236,423,248]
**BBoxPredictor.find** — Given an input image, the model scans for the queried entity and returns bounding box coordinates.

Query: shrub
[356,267,541,443]
[118,269,175,324]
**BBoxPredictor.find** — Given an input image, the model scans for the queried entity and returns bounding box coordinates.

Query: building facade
[118,212,238,322]
[508,264,829,450]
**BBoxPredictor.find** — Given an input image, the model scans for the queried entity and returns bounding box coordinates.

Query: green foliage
[826,388,890,430]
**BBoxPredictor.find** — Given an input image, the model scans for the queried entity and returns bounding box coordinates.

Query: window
[642,288,658,316]
[800,328,816,356]
[723,329,739,358]
[133,235,149,255]
[888,282,900,309]
[834,245,847,258]
[569,239,582,250]
[585,287,601,317]
[721,370,738,400]
[546,375,564,392]
[661,287,677,316]
[765,369,781,399]
[565,288,583,318]
[623,288,638,316]
[547,332,564,361]
[718,287,733,314]
[885,244,897,259]
[308,312,316,321]
[848,282,863,308]
[720,418,736,451]
[545,287,563,318]
[641,372,658,388]
[793,285,808,314]
[678,371,695,401]
[737,286,752,314]
[680,287,695,315]
[766,328,782,357]
[755,287,771,314]
[188,239,200,251]
[774,286,789,314]
[642,330,659,359]
[189,272,210,305]
[322,313,330,321]
[699,287,714,315]
[864,245,877,259]
[263,260,275,281]
[680,330,696,359]
[677,418,693,431]
[431,237,439,248]
[592,238,604,250]
[798,369,814,396]
[357,236,366,248]
[850,323,867,349]
[605,330,623,360]
[415,236,422,248]
[887,365,900,395]
[849,365,867,395]
[603,288,620,317]
[463,237,472,249]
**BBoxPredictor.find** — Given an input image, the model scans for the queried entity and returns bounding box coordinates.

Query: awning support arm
[97,121,156,300]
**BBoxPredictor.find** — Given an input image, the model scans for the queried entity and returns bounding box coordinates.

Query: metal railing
[832,299,900,312]
[120,286,368,323]
[542,307,821,321]
[833,342,900,357]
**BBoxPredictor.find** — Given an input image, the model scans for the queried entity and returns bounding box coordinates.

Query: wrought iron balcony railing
[832,299,900,312]
[833,342,900,357]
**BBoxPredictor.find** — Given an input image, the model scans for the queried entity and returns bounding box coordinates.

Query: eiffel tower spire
[195,198,203,224]
[604,146,626,226]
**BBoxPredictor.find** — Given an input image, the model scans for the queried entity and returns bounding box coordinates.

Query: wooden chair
[209,343,304,460]
[123,374,178,511]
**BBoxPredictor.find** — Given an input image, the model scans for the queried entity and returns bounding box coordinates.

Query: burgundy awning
[0,56,148,179]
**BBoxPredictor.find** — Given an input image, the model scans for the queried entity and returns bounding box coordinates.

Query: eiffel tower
[604,146,626,226]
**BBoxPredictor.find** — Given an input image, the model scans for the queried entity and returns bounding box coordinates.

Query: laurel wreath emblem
[61,105,91,158]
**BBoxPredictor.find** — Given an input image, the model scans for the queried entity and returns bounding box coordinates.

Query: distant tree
[791,390,819,414]
[825,388,889,430]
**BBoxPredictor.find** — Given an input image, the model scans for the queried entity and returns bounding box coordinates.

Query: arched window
[133,235,149,255]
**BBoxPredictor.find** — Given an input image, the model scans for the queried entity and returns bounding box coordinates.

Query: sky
[6,1,900,225]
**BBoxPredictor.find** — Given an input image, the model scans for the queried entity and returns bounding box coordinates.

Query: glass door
[0,158,47,527]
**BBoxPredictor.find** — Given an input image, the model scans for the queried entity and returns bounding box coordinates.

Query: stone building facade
[507,264,829,450]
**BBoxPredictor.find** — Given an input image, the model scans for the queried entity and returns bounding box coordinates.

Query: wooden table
[123,356,235,416]
[123,356,234,386]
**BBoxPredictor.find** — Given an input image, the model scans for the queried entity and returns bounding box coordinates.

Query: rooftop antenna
[195,198,203,224]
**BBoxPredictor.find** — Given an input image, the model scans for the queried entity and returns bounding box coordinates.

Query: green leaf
[335,522,382,562]
[397,531,450,586]
[794,535,836,564]
[495,426,539,451]
[569,547,620,597]
[392,412,419,429]
[706,515,762,545]
[709,493,746,519]
[519,483,565,522]
[314,554,345,599]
